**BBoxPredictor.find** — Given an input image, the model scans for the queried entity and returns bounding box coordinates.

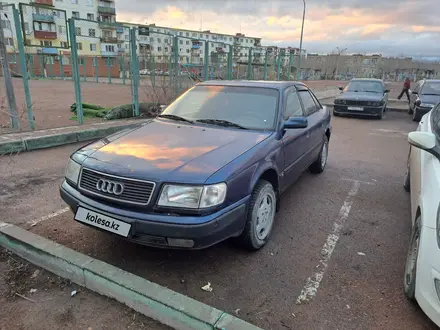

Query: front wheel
[408,103,414,115]
[404,215,421,300]
[412,109,421,122]
[309,136,329,174]
[239,180,276,250]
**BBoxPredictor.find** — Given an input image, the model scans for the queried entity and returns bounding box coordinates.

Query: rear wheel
[404,215,421,300]
[240,180,276,251]
[412,109,421,122]
[309,136,329,174]
[403,164,410,192]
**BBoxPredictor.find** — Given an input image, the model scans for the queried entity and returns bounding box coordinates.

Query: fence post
[107,58,112,84]
[121,56,125,85]
[95,56,98,82]
[59,51,64,80]
[13,7,34,129]
[227,46,233,80]
[277,53,281,80]
[151,55,155,87]
[264,51,268,80]
[288,53,292,81]
[39,55,44,78]
[204,41,209,81]
[247,48,252,80]
[68,19,83,124]
[48,57,53,78]
[29,55,34,79]
[129,28,139,117]
[83,58,86,82]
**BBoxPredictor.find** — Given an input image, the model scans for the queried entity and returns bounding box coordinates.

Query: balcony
[116,26,124,33]
[34,31,57,39]
[101,36,118,43]
[98,6,116,15]
[33,13,55,22]
[41,47,58,55]
[34,0,54,6]
[101,50,118,57]
[191,44,201,49]
[99,21,117,29]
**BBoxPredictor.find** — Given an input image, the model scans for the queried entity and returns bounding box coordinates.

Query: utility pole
[297,0,306,80]
[0,12,19,130]
[335,47,347,80]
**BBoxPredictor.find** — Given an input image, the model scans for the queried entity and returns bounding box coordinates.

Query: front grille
[79,168,155,206]
[344,100,369,106]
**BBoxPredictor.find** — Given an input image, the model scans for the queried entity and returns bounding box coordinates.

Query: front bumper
[414,106,433,117]
[415,226,440,327]
[333,104,384,117]
[60,181,248,249]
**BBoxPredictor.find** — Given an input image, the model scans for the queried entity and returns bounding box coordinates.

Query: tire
[377,108,384,120]
[309,136,329,174]
[403,165,410,192]
[404,215,421,300]
[239,180,277,251]
[333,110,340,117]
[412,109,421,122]
[408,103,413,115]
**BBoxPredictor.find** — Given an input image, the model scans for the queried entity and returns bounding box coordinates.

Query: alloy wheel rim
[321,141,328,168]
[405,233,419,285]
[255,193,275,240]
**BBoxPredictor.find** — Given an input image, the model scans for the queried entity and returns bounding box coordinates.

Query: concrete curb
[0,122,144,155]
[320,102,407,113]
[0,222,263,330]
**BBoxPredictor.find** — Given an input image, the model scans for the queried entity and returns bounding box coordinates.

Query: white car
[404,101,440,326]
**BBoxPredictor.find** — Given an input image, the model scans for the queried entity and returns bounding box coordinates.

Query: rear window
[421,82,440,95]
[163,86,280,130]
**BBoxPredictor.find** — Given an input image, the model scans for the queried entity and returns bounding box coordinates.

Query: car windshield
[161,85,279,130]
[344,81,384,93]
[421,82,440,95]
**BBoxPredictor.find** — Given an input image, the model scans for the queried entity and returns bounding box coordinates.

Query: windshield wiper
[364,90,381,93]
[158,114,194,123]
[196,119,248,130]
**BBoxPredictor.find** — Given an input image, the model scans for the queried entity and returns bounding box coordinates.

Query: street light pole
[297,0,306,80]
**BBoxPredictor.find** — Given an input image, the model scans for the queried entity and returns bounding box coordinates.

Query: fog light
[167,238,195,248]
[434,279,440,301]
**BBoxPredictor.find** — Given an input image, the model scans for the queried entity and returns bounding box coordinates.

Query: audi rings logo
[96,179,124,195]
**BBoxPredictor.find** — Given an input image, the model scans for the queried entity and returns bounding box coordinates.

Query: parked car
[408,79,440,122]
[60,81,331,250]
[333,78,390,119]
[403,101,440,326]
[139,69,151,76]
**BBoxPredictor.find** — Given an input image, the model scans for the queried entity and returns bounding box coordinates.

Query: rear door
[281,87,309,189]
[298,88,326,164]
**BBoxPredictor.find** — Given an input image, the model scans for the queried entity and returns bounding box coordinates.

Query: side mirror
[338,87,344,91]
[283,117,308,129]
[411,90,418,95]
[384,89,390,93]
[408,131,436,152]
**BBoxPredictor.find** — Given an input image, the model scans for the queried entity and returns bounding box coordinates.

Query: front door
[281,87,309,190]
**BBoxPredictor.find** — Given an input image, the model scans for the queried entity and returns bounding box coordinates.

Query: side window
[284,91,303,119]
[414,82,422,93]
[299,91,318,116]
[309,91,322,109]
[432,103,440,139]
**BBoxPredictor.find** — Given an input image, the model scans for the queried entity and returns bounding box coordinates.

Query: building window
[60,41,68,48]
[59,25,64,34]
[179,40,183,45]
[0,20,11,29]
[158,56,162,60]
[62,55,70,65]
[157,46,161,51]
[105,58,115,66]
[186,49,190,53]
[125,35,129,41]
[92,57,98,67]
[78,58,85,65]
[90,44,96,51]
[105,45,115,52]
[179,32,182,36]
[165,47,168,52]
[103,30,112,38]
[186,32,189,37]
[186,40,189,45]
[86,0,93,6]
[72,11,79,18]
[157,38,161,43]
[75,27,81,35]
[40,40,53,47]
[206,34,209,39]
[71,0,78,4]
[76,42,82,50]
[229,37,232,41]
[88,29,96,37]
[24,23,30,33]
[6,38,13,47]
[87,13,94,20]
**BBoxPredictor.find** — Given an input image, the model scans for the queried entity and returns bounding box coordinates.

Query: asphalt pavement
[0,110,436,329]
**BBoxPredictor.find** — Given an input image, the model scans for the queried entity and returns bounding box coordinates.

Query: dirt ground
[0,78,404,134]
[0,248,171,330]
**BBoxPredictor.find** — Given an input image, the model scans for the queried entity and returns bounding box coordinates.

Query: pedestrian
[398,77,411,101]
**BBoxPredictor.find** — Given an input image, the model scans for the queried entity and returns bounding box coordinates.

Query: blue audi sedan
[60,81,331,250]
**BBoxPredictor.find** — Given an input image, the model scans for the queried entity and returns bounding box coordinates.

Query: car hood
[419,94,440,105]
[336,91,384,101]
[75,119,271,183]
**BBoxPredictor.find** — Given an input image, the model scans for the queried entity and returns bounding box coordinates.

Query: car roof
[198,80,307,90]
[422,79,440,83]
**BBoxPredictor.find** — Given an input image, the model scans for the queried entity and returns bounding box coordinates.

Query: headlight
[158,183,227,209]
[334,99,344,105]
[420,103,434,108]
[65,158,81,185]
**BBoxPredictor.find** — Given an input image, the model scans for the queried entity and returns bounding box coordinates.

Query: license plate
[348,106,363,111]
[75,207,131,237]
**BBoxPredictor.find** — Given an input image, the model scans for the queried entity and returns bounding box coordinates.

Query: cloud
[115,0,440,57]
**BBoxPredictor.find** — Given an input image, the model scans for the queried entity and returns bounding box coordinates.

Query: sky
[115,0,440,58]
